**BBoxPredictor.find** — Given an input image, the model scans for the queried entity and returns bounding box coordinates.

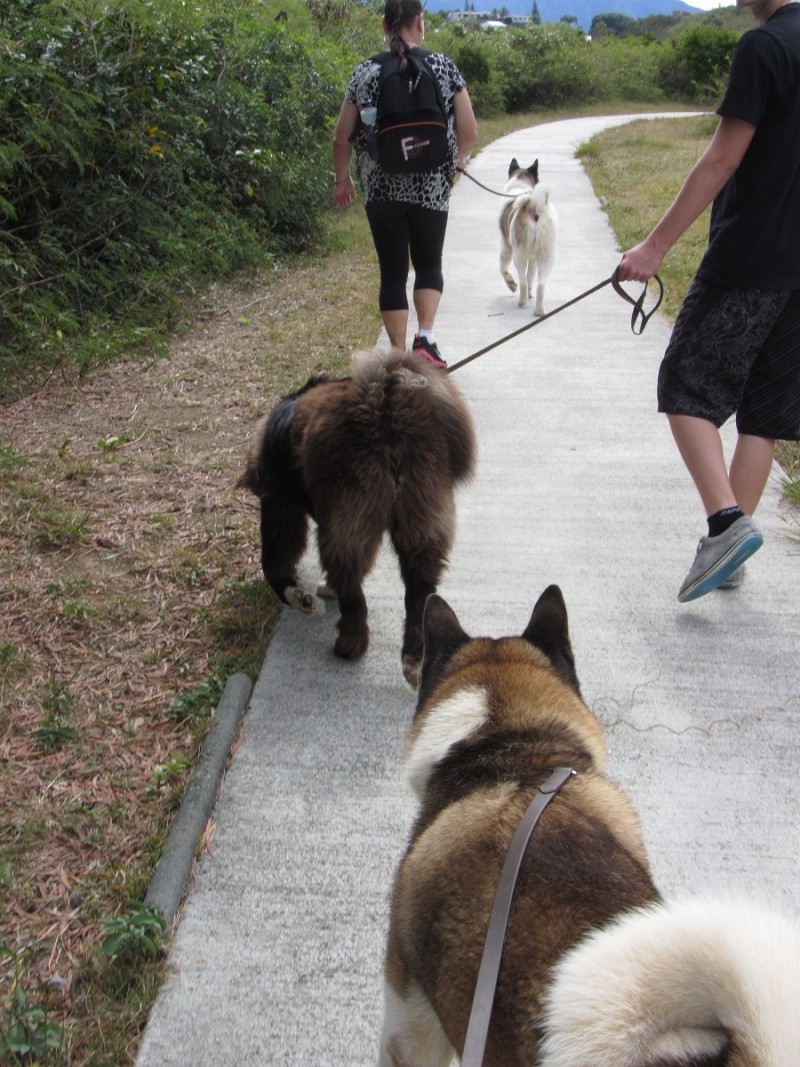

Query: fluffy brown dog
[379,588,800,1065]
[237,349,476,686]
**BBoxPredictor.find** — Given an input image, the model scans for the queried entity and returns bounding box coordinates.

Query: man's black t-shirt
[699,2,800,288]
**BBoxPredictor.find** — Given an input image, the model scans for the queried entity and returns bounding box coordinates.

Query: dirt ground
[0,256,377,1060]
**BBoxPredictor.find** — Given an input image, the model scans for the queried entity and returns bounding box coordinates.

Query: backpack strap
[406,47,449,115]
[369,47,450,116]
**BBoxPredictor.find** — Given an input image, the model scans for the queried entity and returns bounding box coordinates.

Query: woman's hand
[333,176,356,209]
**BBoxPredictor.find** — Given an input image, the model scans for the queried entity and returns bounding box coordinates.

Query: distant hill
[427,0,703,32]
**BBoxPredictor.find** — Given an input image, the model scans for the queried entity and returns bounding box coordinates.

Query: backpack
[369,47,449,174]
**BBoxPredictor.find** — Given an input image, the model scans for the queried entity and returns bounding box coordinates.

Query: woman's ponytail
[383,0,422,71]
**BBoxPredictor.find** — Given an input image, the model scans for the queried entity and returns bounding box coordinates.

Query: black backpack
[370,47,449,174]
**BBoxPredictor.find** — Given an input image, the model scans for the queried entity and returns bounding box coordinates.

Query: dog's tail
[351,349,476,486]
[539,896,800,1066]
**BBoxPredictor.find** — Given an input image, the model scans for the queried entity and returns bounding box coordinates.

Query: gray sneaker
[718,563,746,590]
[678,515,763,603]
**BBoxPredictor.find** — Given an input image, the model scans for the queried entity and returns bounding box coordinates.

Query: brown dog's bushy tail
[350,348,476,487]
[434,378,476,486]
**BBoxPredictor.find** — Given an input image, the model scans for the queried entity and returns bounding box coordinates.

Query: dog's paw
[503,274,517,293]
[285,584,319,614]
[402,654,422,690]
[534,303,546,317]
[334,630,368,660]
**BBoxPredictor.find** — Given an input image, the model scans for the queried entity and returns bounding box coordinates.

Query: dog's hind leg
[331,573,369,661]
[513,247,532,308]
[534,251,554,317]
[392,523,450,689]
[500,238,517,293]
[259,495,318,614]
[500,206,517,293]
[317,522,381,662]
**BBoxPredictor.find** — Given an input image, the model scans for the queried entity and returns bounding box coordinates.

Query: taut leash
[460,767,576,1067]
[447,269,664,374]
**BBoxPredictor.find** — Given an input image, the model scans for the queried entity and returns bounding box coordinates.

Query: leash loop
[610,266,664,335]
[461,767,575,1067]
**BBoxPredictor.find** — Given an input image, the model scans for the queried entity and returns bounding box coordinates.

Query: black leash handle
[611,267,664,335]
[447,269,664,374]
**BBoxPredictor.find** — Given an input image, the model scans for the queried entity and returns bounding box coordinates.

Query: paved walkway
[136,115,800,1066]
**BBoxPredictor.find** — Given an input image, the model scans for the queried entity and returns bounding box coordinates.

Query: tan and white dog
[499,158,557,316]
[379,587,800,1066]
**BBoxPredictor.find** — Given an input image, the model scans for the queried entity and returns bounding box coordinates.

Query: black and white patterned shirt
[345,49,466,211]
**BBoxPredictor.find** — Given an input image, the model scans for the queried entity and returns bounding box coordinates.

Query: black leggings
[365,200,448,311]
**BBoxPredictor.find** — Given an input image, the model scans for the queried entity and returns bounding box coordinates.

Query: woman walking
[332,0,478,369]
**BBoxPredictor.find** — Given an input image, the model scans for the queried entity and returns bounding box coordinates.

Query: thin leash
[456,164,517,198]
[460,767,576,1067]
[447,268,664,375]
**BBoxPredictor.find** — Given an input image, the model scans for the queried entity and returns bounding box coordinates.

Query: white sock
[417,328,435,343]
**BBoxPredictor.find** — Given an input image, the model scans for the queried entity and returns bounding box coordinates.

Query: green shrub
[0,0,348,396]
[450,38,506,117]
[588,36,666,103]
[659,24,739,101]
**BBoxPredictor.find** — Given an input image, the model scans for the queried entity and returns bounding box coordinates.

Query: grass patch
[577,113,718,319]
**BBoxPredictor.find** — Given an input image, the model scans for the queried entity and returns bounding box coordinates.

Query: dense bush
[0,0,351,394]
[658,24,740,101]
[446,35,507,116]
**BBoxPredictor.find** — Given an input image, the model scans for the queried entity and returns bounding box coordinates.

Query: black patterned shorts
[658,279,800,441]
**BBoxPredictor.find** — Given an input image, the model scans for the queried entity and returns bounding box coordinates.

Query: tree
[531,0,541,24]
[590,12,635,37]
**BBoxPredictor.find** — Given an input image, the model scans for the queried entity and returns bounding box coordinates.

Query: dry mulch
[0,258,376,1061]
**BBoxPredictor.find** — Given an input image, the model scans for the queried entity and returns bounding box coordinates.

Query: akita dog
[237,349,475,687]
[499,158,558,316]
[379,587,800,1065]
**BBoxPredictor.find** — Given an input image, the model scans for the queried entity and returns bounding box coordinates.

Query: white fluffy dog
[499,158,558,315]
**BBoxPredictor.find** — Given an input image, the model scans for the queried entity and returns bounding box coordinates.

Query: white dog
[499,158,558,316]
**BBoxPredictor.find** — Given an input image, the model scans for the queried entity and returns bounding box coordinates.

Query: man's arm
[617,115,756,282]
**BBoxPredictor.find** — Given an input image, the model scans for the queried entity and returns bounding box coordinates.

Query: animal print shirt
[345,50,466,211]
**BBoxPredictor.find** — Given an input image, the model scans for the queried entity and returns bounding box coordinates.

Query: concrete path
[136,115,800,1067]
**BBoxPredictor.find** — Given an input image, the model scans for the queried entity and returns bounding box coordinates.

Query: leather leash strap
[456,165,517,198]
[460,766,575,1067]
[447,269,663,374]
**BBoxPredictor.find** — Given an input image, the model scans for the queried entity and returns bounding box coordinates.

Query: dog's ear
[417,595,470,707]
[528,159,539,181]
[522,585,581,695]
[508,157,519,177]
